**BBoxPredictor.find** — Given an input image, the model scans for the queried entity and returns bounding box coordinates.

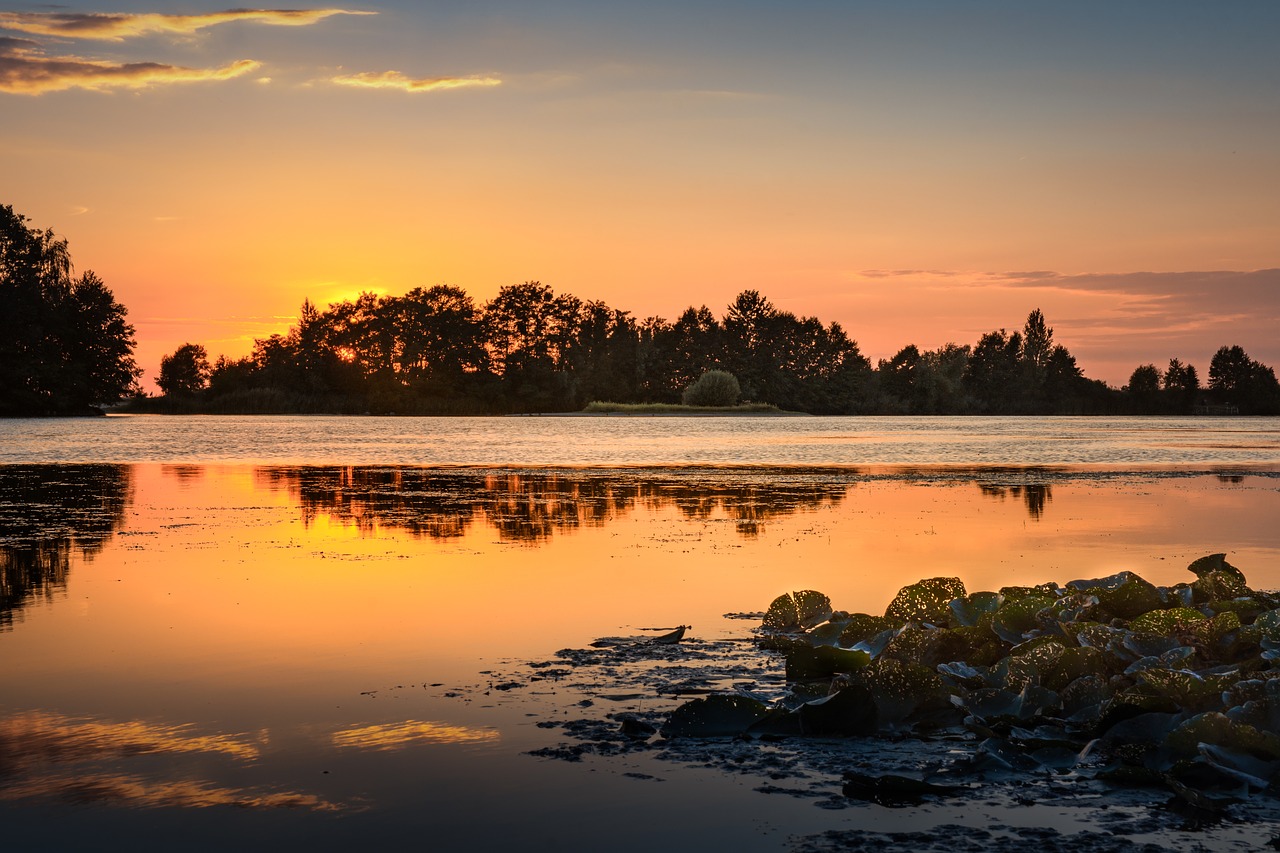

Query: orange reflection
[0,772,341,811]
[0,709,260,774]
[331,720,499,751]
[4,465,1279,705]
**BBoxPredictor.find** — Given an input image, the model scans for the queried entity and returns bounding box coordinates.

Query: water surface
[3,414,1279,466]
[3,416,1280,850]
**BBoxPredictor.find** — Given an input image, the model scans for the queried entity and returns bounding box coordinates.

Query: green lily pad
[1167,712,1280,760]
[1129,608,1207,636]
[861,658,947,726]
[1255,609,1280,641]
[798,683,877,736]
[836,613,894,646]
[948,591,1003,628]
[841,771,959,806]
[885,577,966,625]
[1137,668,1235,711]
[661,694,771,738]
[1188,556,1251,601]
[785,645,872,681]
[763,589,832,632]
[991,594,1056,643]
[1187,553,1247,584]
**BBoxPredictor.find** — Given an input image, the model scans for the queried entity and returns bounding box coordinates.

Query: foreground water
[3,418,1280,850]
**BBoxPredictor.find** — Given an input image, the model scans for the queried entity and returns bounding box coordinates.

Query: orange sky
[2,2,1277,388]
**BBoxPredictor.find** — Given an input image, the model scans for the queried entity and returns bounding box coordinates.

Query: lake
[3,416,1280,851]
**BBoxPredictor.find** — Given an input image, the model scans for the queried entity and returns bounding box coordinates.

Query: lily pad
[1187,553,1247,584]
[763,589,832,632]
[841,771,959,806]
[860,658,947,726]
[836,613,894,646]
[884,577,966,625]
[798,683,877,736]
[784,645,871,681]
[991,594,1056,643]
[1129,608,1207,636]
[661,694,771,738]
[948,591,1003,628]
[1167,711,1280,760]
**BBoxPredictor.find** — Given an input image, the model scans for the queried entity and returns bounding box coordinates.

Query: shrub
[681,370,741,407]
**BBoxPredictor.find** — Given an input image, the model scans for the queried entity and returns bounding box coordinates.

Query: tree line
[157,282,1280,416]
[2,204,1276,417]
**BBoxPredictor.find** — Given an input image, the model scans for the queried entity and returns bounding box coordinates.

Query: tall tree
[1125,363,1162,413]
[1162,358,1199,412]
[393,285,488,387]
[722,290,778,400]
[157,343,211,396]
[1209,345,1280,414]
[0,205,139,415]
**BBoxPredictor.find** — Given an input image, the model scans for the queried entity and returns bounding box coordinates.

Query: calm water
[3,418,1280,850]
[3,414,1280,466]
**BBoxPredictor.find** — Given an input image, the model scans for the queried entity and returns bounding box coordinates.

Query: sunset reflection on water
[2,462,1279,846]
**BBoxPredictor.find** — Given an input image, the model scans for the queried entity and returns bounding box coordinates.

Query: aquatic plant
[664,554,1280,810]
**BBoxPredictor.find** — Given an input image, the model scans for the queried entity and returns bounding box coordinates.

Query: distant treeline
[149,282,1280,416]
[3,203,1277,417]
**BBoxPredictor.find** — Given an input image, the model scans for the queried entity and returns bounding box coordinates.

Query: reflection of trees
[977,483,1053,520]
[161,464,204,483]
[0,465,132,629]
[255,467,849,543]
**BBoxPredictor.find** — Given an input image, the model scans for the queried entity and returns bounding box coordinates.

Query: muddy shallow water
[3,463,1280,850]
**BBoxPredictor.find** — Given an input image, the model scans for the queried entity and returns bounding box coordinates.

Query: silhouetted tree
[1162,358,1199,412]
[1209,346,1280,414]
[722,290,778,400]
[1124,363,1161,413]
[483,282,582,410]
[660,305,723,398]
[963,329,1022,413]
[1,205,139,415]
[157,343,211,396]
[878,344,923,413]
[393,285,487,385]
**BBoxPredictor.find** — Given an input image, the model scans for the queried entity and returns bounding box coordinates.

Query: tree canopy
[142,280,1276,416]
[1,205,139,416]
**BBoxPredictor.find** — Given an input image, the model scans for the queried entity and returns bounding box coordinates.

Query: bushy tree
[1,204,139,415]
[1209,346,1280,414]
[682,370,740,407]
[157,343,211,396]
[1124,363,1162,413]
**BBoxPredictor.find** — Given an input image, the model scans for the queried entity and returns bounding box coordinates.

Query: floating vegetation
[659,554,1280,814]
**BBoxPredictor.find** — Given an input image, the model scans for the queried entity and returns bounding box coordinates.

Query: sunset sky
[2,1,1277,389]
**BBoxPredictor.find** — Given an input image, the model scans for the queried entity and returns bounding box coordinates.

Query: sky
[2,0,1278,389]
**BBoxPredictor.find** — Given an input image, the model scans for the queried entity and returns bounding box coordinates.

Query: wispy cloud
[331,70,501,93]
[0,9,373,42]
[0,39,260,93]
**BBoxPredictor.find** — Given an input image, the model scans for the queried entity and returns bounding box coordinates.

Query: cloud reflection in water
[0,709,344,811]
[331,719,500,751]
